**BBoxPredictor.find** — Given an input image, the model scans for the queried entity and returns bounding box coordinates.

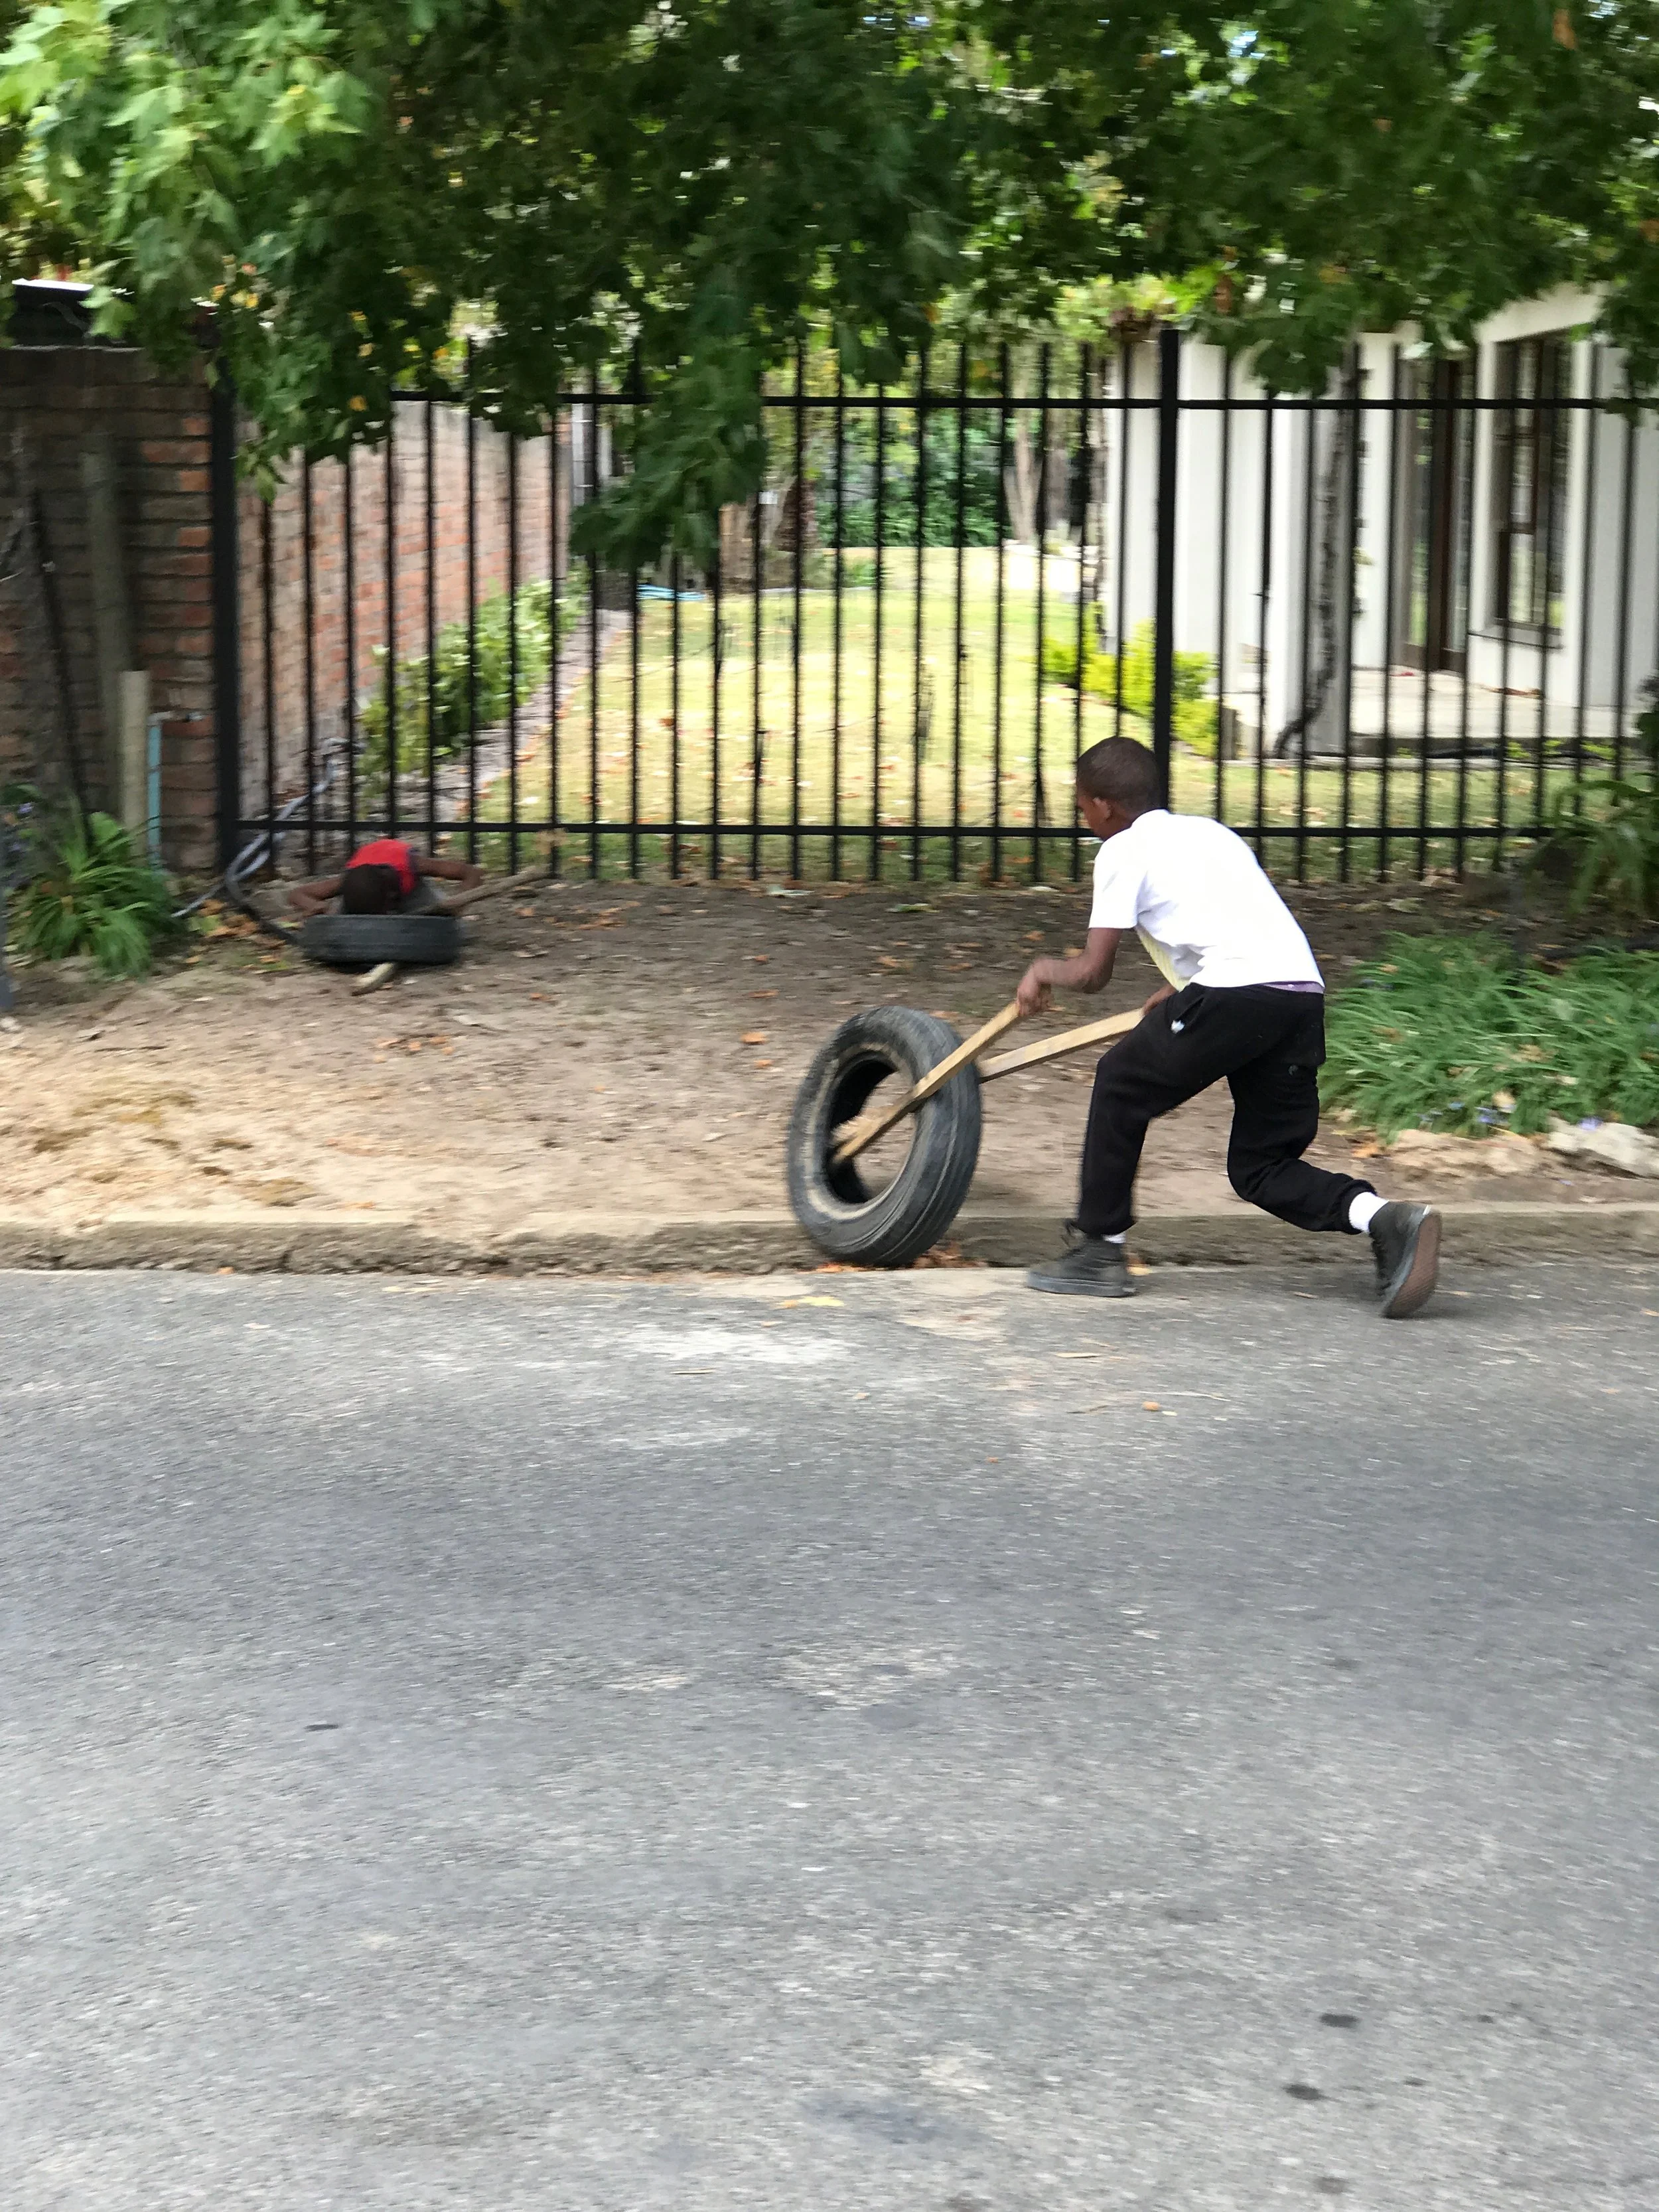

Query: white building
[1100,288,1658,764]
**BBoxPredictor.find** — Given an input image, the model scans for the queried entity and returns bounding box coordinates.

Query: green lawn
[479,548,1582,885]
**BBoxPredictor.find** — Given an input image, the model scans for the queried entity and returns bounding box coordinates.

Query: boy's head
[340,863,401,915]
[1075,735,1163,841]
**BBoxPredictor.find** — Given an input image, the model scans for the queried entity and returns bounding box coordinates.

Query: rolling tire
[786,1006,982,1268]
[298,913,463,972]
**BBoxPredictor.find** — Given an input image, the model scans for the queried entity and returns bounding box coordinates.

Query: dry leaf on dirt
[741,1031,768,1044]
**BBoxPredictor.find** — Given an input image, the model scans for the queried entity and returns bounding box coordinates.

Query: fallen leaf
[780,1294,844,1308]
[753,1059,774,1069]
[741,1030,768,1045]
[751,988,778,999]
[752,954,769,964]
[1142,1400,1161,1412]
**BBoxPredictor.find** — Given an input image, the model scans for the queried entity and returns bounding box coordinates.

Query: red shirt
[346,839,417,895]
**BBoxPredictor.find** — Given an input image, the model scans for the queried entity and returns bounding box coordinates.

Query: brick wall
[0,291,571,875]
[0,340,220,868]
[238,406,561,828]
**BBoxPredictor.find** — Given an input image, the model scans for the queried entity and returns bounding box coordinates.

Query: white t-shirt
[1088,810,1323,991]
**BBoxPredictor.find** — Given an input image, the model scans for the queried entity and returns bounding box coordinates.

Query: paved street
[3,1260,1657,2210]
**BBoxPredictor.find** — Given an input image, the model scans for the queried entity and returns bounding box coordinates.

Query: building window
[1491,336,1571,637]
[1396,358,1474,674]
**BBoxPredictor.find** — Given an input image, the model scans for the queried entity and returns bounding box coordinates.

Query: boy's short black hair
[1076,735,1163,816]
[341,863,400,915]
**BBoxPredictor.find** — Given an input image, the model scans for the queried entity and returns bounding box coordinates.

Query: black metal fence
[223,330,1659,885]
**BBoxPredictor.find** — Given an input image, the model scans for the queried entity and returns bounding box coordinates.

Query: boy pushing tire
[1018,737,1439,1319]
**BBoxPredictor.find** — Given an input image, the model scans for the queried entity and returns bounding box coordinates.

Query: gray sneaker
[1027,1228,1135,1298]
[1369,1201,1441,1319]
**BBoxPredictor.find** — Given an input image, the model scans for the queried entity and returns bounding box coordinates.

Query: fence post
[1151,325,1181,801]
[209,368,242,872]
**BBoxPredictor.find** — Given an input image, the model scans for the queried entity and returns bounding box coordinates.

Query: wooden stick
[434,863,552,915]
[831,1001,1023,1167]
[978,1005,1141,1081]
[351,960,399,997]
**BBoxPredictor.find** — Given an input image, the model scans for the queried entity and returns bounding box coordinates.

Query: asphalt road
[3,1260,1657,2211]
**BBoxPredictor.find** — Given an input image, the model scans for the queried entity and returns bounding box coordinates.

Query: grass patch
[1323,932,1659,1140]
[486,548,1591,885]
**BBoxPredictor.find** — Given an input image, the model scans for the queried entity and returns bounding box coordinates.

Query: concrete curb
[2,1202,1657,1276]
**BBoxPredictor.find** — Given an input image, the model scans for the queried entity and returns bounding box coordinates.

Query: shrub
[1043,622,1218,755]
[1542,777,1659,921]
[1322,932,1659,1140]
[11,802,182,977]
[360,574,584,778]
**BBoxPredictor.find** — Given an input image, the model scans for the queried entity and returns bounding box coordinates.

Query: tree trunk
[1004,417,1038,546]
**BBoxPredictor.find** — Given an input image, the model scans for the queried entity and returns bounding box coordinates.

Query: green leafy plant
[360,575,584,779]
[1542,777,1659,921]
[11,802,181,976]
[1323,932,1659,1142]
[1043,623,1218,755]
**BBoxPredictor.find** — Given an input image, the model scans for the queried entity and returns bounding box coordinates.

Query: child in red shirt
[288,840,482,918]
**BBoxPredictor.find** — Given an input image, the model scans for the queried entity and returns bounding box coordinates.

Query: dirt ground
[0,868,1640,1243]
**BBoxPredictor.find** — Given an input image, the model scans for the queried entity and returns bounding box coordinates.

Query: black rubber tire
[786,1006,983,1268]
[298,913,463,970]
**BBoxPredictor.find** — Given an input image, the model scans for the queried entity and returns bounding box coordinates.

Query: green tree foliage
[5,1,1659,560]
[0,0,77,289]
[819,411,1005,548]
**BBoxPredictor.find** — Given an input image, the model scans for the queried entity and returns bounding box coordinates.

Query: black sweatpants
[1076,984,1375,1238]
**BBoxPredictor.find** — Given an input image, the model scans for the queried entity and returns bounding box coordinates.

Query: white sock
[1348,1192,1385,1236]
[1103,1232,1127,1245]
